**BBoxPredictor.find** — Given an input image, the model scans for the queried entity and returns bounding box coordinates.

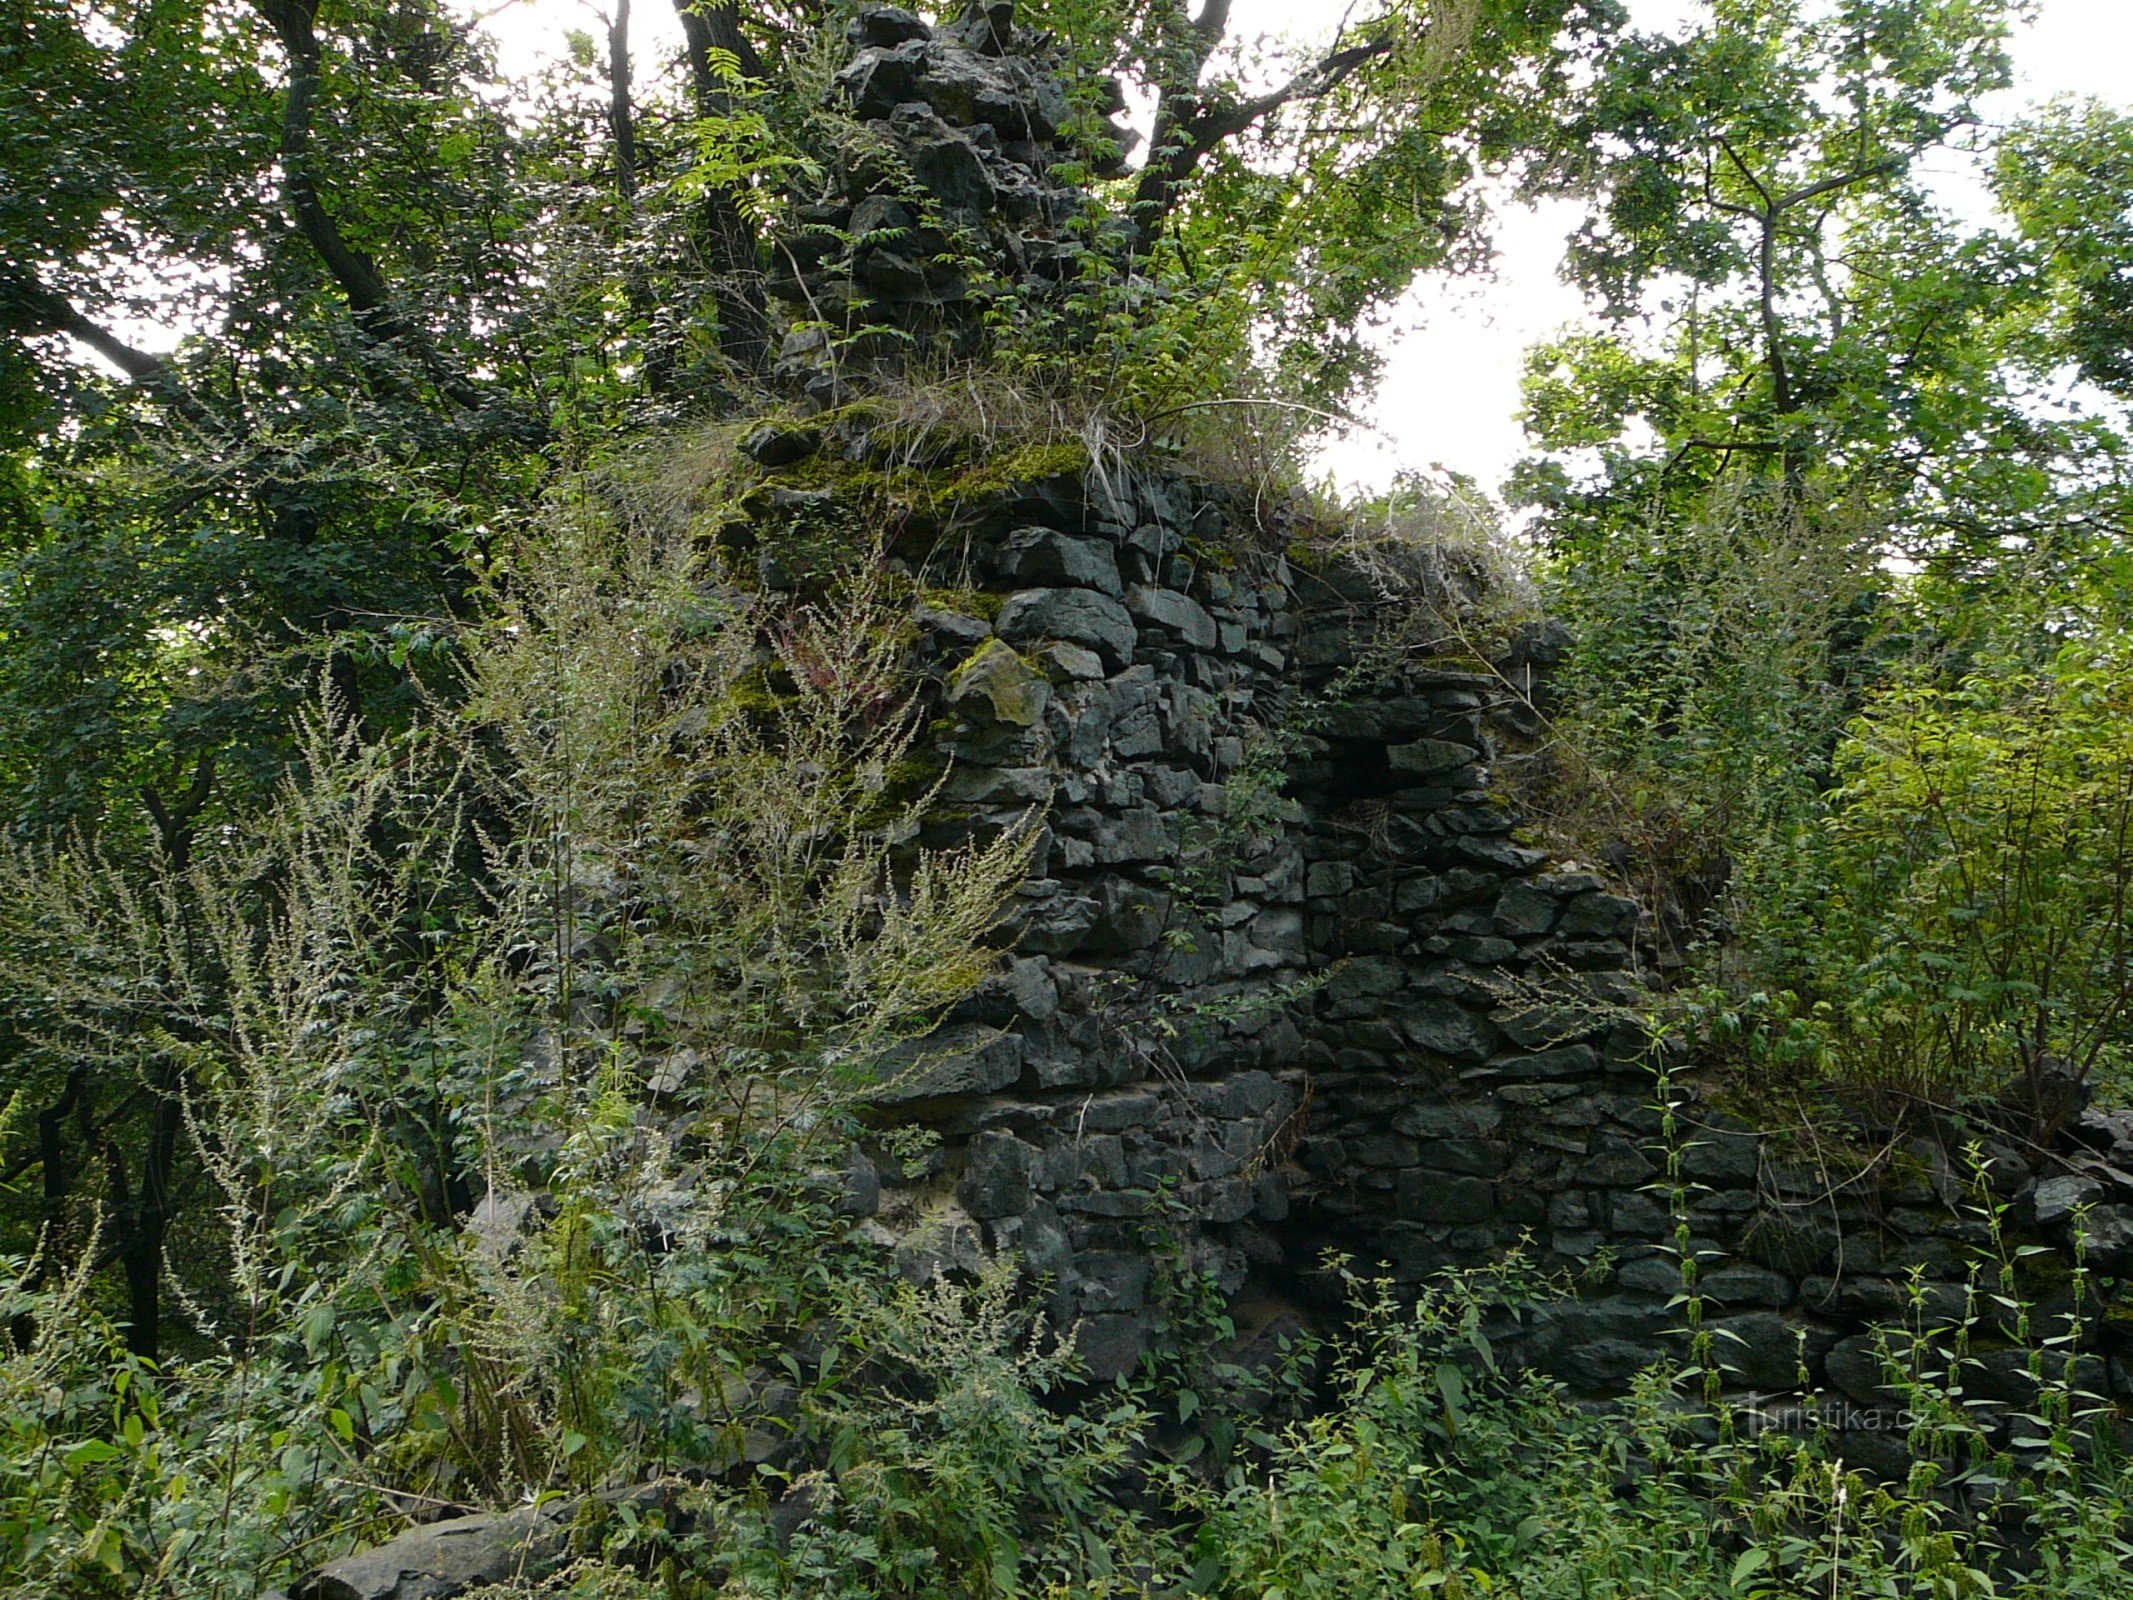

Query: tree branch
[1196,38,1393,149]
[254,0,394,316]
[1192,0,1235,44]
[141,751,218,875]
[1130,10,1394,258]
[250,0,546,438]
[1774,155,1910,213]
[0,268,167,383]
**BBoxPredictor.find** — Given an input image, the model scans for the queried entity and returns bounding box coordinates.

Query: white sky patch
[1310,0,2133,495]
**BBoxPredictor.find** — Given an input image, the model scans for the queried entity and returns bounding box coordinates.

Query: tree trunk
[673,0,771,373]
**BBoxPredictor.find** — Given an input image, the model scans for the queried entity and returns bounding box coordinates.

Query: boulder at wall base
[293,1505,569,1600]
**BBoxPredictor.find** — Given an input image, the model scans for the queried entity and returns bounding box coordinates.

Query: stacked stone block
[765,2,2133,1447]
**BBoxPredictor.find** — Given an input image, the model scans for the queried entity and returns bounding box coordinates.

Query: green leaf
[1731,1547,1771,1590]
[64,1439,121,1470]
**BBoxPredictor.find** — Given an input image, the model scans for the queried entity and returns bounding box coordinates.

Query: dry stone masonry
[850,451,2133,1480]
[775,3,2133,1474]
[770,1,1127,401]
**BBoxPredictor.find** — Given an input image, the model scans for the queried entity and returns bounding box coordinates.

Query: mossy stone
[947,637,1050,727]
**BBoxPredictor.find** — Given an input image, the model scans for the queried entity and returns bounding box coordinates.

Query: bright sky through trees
[464,0,2133,490]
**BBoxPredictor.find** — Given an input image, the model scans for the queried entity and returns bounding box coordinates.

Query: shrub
[1532,483,1879,954]
[1778,634,2133,1117]
[0,465,1035,1593]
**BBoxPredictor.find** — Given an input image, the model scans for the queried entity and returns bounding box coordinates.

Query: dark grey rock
[1614,1254,1685,1295]
[1036,640,1105,680]
[1735,1211,1834,1275]
[294,1505,569,1600]
[871,1025,1024,1103]
[1093,806,1171,863]
[1533,870,1606,898]
[1396,1172,1495,1224]
[849,5,932,47]
[1494,1001,1607,1050]
[1559,1338,1664,1390]
[2034,1173,2104,1228]
[921,35,1057,138]
[1412,1138,1504,1177]
[956,954,1062,1031]
[1712,1313,1800,1390]
[1074,1314,1146,1381]
[942,0,1016,56]
[1248,907,1306,960]
[1388,738,1473,777]
[1822,1333,1896,1408]
[1004,1201,1073,1279]
[1680,1130,1760,1186]
[1125,584,1217,648]
[851,192,916,239]
[999,527,1122,595]
[1490,1045,1598,1080]
[839,1150,882,1218]
[1699,1266,1793,1308]
[2079,1203,2133,1272]
[915,602,992,643]
[1402,1000,1496,1062]
[742,423,822,466]
[997,587,1137,670]
[1575,1138,1657,1188]
[1083,880,1170,953]
[1016,884,1098,955]
[836,41,925,119]
[1077,1250,1152,1313]
[960,1130,1040,1218]
[1324,956,1403,1001]
[890,104,998,215]
[1558,892,1639,939]
[1492,881,1559,937]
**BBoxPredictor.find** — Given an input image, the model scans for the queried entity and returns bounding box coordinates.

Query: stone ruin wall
[773,2,2133,1464]
[840,453,2133,1468]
